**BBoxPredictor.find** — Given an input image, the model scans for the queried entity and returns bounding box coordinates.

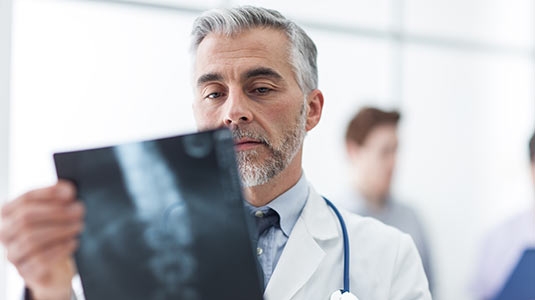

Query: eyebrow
[196,73,223,87]
[196,67,284,88]
[243,67,283,81]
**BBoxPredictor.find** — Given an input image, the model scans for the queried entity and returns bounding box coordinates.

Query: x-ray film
[54,128,263,300]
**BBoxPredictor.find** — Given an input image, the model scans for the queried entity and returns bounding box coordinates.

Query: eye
[206,92,223,99]
[255,87,271,94]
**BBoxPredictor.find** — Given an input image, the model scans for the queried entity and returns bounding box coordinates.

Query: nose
[223,89,253,127]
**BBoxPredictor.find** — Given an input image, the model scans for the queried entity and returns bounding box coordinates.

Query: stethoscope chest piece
[330,289,359,300]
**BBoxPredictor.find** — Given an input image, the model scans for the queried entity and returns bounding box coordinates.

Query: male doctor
[0,6,431,300]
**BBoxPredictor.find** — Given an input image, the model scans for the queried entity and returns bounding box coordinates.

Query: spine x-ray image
[54,128,263,300]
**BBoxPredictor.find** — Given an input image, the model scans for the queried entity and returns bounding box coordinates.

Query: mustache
[231,127,270,146]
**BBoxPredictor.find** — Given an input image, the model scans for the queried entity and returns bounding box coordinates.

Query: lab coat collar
[301,185,339,241]
[264,185,339,300]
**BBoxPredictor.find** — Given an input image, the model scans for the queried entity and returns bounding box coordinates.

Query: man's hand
[0,181,85,300]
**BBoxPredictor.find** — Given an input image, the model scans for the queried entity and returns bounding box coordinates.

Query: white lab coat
[264,186,432,300]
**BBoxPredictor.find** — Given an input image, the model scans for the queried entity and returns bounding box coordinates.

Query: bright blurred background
[0,0,534,299]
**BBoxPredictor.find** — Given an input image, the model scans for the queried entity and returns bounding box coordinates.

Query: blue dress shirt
[243,174,309,289]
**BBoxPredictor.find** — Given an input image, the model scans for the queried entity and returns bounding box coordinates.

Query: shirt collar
[244,173,309,237]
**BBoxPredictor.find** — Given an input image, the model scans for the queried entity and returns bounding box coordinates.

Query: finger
[0,201,84,244]
[1,181,77,217]
[18,239,78,285]
[7,221,84,266]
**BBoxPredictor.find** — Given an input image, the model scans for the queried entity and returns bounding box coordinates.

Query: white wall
[9,0,197,195]
[3,0,535,299]
[0,0,12,299]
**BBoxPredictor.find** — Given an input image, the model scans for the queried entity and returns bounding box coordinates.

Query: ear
[305,89,324,131]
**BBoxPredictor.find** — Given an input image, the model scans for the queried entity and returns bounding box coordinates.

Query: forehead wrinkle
[194,29,296,88]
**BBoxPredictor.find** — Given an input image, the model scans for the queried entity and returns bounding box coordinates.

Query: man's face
[192,28,316,187]
[348,124,399,198]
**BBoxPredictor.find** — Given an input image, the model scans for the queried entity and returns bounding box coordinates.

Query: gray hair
[190,6,318,94]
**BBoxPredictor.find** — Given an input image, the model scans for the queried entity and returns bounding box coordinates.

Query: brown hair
[345,107,401,145]
[530,128,535,163]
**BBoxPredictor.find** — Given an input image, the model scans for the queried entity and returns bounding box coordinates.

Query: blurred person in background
[335,107,434,292]
[471,128,535,300]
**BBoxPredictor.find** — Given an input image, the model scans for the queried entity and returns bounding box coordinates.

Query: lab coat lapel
[264,187,338,300]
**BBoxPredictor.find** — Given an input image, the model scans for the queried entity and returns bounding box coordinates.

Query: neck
[243,150,303,207]
[354,181,388,211]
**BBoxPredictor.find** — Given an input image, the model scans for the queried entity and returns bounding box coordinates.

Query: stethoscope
[323,197,360,300]
[162,197,358,299]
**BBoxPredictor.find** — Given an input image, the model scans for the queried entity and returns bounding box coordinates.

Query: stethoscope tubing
[323,197,351,293]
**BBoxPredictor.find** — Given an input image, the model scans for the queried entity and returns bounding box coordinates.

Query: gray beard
[233,105,307,188]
